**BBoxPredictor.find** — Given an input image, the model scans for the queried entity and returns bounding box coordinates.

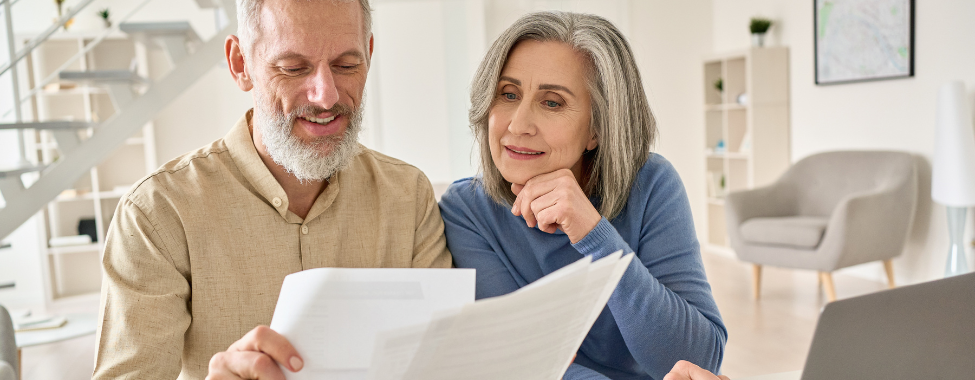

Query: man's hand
[206,326,303,380]
[511,169,602,244]
[662,360,731,380]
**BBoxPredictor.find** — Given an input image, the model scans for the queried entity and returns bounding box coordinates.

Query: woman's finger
[534,205,562,234]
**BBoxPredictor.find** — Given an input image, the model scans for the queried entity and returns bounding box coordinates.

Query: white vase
[751,33,765,47]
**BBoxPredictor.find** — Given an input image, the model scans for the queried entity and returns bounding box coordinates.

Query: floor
[17,251,890,380]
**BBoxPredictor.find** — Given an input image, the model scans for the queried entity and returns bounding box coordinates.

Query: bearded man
[92,0,451,378]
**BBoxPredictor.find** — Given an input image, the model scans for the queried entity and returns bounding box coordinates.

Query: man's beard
[253,92,364,183]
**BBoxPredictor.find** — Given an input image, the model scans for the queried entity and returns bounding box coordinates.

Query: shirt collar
[225,109,348,223]
[226,109,292,219]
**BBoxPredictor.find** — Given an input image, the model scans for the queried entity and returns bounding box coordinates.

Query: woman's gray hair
[470,11,656,220]
[236,0,372,53]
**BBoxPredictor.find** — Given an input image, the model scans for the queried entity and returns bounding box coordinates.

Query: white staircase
[0,0,238,240]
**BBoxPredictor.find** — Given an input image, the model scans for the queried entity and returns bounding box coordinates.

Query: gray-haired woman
[438,11,727,379]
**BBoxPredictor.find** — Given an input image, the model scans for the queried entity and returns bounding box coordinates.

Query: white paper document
[271,251,632,380]
[269,268,476,380]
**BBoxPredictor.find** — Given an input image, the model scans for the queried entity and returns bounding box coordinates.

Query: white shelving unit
[22,33,159,302]
[702,47,791,248]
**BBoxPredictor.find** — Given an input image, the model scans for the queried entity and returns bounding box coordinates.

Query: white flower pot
[751,33,766,47]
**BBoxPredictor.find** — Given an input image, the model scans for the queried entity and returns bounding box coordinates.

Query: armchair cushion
[740,216,829,249]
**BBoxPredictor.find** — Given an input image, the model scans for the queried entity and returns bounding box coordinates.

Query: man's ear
[226,35,253,92]
[368,34,374,58]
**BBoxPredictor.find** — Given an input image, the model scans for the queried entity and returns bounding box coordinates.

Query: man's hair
[469,11,656,220]
[236,0,373,54]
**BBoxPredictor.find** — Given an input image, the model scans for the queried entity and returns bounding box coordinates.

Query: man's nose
[507,101,536,136]
[307,68,340,109]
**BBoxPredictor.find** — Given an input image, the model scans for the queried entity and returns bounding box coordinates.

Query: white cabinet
[702,47,791,248]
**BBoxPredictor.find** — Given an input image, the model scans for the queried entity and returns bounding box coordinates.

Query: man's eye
[282,67,305,74]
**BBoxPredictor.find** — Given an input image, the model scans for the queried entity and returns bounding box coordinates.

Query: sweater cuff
[572,217,627,259]
[563,363,611,380]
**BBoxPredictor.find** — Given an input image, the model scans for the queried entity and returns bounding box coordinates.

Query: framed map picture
[815,0,914,85]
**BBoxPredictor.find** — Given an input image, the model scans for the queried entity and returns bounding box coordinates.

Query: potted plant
[54,0,74,30]
[98,8,111,28]
[750,17,773,47]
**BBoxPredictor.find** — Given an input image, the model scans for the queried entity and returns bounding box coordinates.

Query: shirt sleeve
[410,172,453,269]
[93,197,191,379]
[571,168,728,378]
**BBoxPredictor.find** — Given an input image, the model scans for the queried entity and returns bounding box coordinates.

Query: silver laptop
[800,272,975,379]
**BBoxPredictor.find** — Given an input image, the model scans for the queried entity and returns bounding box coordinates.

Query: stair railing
[0,0,237,240]
[1,0,155,121]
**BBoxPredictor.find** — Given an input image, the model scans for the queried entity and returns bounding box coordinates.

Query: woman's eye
[503,93,517,100]
[544,100,561,108]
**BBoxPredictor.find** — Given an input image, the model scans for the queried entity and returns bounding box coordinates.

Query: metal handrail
[0,0,98,76]
[0,0,154,119]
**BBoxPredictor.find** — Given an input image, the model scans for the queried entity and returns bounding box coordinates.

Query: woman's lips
[505,145,545,160]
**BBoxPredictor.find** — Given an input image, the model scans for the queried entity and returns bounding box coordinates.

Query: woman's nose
[307,68,340,109]
[507,102,536,136]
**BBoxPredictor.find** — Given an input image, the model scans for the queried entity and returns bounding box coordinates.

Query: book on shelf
[14,314,68,332]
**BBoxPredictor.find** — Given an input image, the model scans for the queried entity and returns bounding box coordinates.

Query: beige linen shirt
[93,110,452,379]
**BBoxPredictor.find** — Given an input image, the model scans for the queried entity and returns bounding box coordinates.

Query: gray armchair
[725,151,918,301]
[0,305,16,380]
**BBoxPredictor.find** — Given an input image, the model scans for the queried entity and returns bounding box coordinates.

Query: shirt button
[301,225,309,235]
[272,197,282,207]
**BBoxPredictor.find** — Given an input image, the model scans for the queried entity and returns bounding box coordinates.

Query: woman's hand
[511,169,602,244]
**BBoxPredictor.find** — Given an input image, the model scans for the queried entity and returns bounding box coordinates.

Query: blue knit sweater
[438,154,727,380]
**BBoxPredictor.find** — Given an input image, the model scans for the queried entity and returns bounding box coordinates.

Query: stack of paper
[270,251,632,380]
[369,251,632,380]
[270,268,476,380]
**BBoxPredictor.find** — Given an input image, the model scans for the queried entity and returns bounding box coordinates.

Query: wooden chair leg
[883,259,896,289]
[820,271,837,302]
[752,264,762,300]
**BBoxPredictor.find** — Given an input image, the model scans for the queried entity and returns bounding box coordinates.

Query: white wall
[711,0,975,284]
[627,0,713,245]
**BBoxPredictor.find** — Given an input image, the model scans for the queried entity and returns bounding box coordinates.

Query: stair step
[59,70,148,84]
[193,0,222,9]
[0,164,46,178]
[119,21,201,43]
[0,121,92,130]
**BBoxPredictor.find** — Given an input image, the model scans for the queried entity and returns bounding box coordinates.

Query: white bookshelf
[22,34,159,301]
[702,47,791,248]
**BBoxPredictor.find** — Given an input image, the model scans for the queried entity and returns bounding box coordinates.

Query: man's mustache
[286,103,356,120]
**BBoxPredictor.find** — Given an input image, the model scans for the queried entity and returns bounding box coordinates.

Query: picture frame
[814,0,915,85]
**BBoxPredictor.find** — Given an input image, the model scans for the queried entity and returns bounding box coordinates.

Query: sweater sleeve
[439,184,521,299]
[563,363,612,380]
[572,167,727,378]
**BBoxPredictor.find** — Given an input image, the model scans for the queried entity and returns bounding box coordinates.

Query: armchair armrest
[817,178,918,270]
[724,182,797,249]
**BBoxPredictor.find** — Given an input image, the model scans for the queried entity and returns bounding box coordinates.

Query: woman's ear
[586,135,598,151]
[226,35,253,92]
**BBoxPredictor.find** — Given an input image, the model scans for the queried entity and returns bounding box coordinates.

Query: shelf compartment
[48,242,101,255]
[704,61,723,106]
